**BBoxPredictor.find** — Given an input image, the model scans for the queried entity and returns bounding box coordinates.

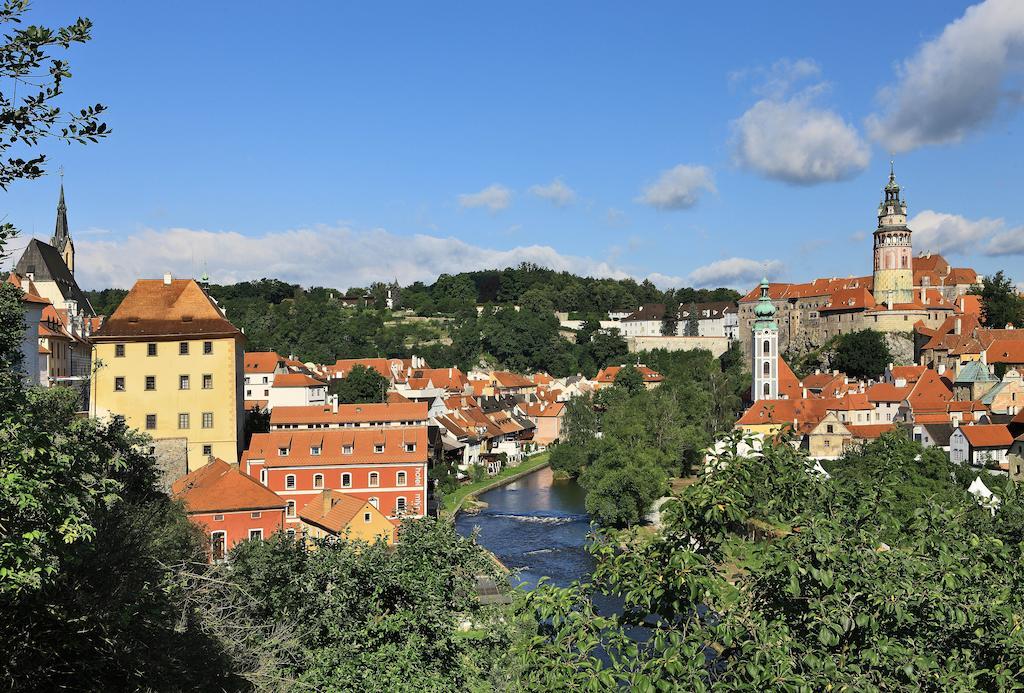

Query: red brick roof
[846,423,895,440]
[326,358,415,381]
[299,491,383,534]
[985,340,1024,364]
[273,372,326,388]
[270,401,428,426]
[492,371,534,388]
[245,351,283,373]
[94,278,241,340]
[243,427,428,468]
[867,382,911,403]
[958,424,1014,448]
[595,365,664,384]
[521,401,565,417]
[736,398,832,433]
[172,458,285,513]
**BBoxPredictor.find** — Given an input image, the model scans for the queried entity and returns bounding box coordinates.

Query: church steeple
[872,162,913,305]
[50,171,74,274]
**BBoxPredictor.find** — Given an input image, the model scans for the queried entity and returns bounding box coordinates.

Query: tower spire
[51,169,74,274]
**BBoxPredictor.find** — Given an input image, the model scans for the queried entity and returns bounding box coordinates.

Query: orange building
[299,490,395,545]
[172,458,286,561]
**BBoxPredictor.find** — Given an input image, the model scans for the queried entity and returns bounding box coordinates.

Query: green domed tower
[751,277,778,401]
[872,162,914,305]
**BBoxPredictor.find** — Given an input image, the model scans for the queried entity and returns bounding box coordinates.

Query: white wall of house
[949,429,969,464]
[267,385,326,410]
[244,372,274,401]
[20,302,44,386]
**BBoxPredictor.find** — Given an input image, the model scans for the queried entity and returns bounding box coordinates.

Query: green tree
[661,300,679,336]
[832,329,892,380]
[328,364,389,404]
[684,302,700,336]
[970,270,1024,328]
[613,364,645,394]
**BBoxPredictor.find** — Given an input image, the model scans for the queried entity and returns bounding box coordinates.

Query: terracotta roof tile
[243,427,428,468]
[299,491,386,534]
[273,372,326,388]
[172,458,285,513]
[245,351,283,373]
[94,279,241,340]
[958,424,1014,448]
[270,401,427,426]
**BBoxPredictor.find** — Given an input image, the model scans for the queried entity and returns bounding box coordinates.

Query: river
[454,465,593,589]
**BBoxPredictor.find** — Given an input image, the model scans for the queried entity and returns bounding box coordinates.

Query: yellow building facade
[91,277,245,472]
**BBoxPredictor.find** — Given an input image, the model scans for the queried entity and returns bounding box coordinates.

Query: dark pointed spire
[51,169,70,253]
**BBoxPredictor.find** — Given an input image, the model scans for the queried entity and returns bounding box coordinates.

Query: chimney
[321,490,333,516]
[920,286,926,302]
[955,317,962,335]
[331,395,338,414]
[937,363,946,375]
[801,387,807,398]
[163,272,172,286]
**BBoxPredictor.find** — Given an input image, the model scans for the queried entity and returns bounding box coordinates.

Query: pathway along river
[454,465,593,589]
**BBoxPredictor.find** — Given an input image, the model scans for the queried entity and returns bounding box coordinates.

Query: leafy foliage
[832,329,892,380]
[328,364,389,404]
[971,270,1024,329]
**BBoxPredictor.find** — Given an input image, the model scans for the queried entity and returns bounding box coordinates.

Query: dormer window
[278,447,289,457]
[404,443,416,453]
[374,444,384,453]
[310,446,321,456]
[342,445,353,455]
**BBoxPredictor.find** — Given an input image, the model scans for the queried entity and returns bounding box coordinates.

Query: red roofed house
[594,364,664,390]
[521,400,566,446]
[266,372,328,410]
[949,424,1013,472]
[242,427,428,530]
[985,340,1024,372]
[5,272,48,386]
[243,351,286,409]
[299,490,395,545]
[172,458,286,562]
[270,400,429,430]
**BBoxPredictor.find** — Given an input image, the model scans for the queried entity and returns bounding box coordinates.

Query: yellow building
[298,490,395,546]
[91,275,245,472]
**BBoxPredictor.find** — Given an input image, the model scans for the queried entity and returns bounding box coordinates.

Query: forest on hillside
[85,265,740,376]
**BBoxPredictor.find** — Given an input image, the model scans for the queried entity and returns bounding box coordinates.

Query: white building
[949,424,1013,473]
[266,372,327,410]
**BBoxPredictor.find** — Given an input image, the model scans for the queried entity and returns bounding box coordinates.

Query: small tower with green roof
[752,276,779,401]
[872,162,914,305]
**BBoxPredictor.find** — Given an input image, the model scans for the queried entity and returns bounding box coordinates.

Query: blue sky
[4,1,1024,291]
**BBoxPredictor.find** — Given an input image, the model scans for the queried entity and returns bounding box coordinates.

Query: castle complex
[739,166,978,357]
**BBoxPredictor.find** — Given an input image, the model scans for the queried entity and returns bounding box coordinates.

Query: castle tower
[51,179,75,275]
[872,162,913,305]
[751,277,779,401]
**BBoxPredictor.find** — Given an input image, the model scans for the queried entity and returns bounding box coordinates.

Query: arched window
[396,471,407,486]
[286,500,296,518]
[763,340,770,355]
[763,362,770,376]
[395,497,407,514]
[369,472,379,487]
[285,474,296,490]
[369,497,380,509]
[901,254,907,268]
[341,472,352,488]
[763,382,770,397]
[313,473,324,489]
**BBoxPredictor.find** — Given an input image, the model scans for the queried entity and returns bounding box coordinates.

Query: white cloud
[637,164,716,210]
[866,0,1024,152]
[986,223,1024,255]
[729,58,822,99]
[528,178,576,207]
[74,225,634,290]
[908,209,1024,257]
[686,257,784,289]
[457,184,511,211]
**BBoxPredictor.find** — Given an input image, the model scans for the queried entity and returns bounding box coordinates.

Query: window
[249,528,263,540]
[342,445,353,455]
[286,501,296,517]
[114,377,125,391]
[286,528,296,539]
[202,444,212,456]
[310,446,321,456]
[278,447,288,456]
[285,475,296,490]
[250,511,262,519]
[363,512,371,523]
[369,497,379,509]
[395,497,407,514]
[368,472,379,487]
[203,341,213,355]
[178,413,190,429]
[145,376,156,391]
[397,471,407,486]
[147,343,157,357]
[145,414,157,430]
[260,469,267,484]
[246,388,252,396]
[342,473,352,488]
[179,341,189,355]
[313,474,324,489]
[404,443,416,453]
[114,344,125,358]
[202,412,214,429]
[210,531,227,562]
[374,444,385,453]
[179,374,190,390]
[762,362,770,376]
[824,440,831,448]
[202,374,213,389]
[262,376,268,384]
[762,340,770,355]
[826,424,834,434]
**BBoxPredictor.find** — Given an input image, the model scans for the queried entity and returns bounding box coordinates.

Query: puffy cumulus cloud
[731,94,870,185]
[528,178,576,207]
[636,164,716,210]
[686,257,784,289]
[867,0,1024,152]
[457,184,511,211]
[74,225,633,290]
[910,210,1003,255]
[986,223,1024,256]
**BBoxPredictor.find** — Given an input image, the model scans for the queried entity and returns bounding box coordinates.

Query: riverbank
[443,452,551,517]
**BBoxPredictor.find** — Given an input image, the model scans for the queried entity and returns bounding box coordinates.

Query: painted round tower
[872,162,913,305]
[751,277,779,402]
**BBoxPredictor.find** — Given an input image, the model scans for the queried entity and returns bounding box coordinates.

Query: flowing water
[454,465,594,589]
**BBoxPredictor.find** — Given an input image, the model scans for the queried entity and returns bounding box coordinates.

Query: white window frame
[286,501,296,518]
[341,472,352,488]
[369,497,379,509]
[395,496,407,514]
[396,471,407,486]
[285,474,296,490]
[313,473,324,489]
[369,472,379,487]
[248,528,263,540]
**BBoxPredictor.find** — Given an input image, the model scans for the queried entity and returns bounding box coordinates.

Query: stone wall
[627,335,731,358]
[150,437,188,493]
